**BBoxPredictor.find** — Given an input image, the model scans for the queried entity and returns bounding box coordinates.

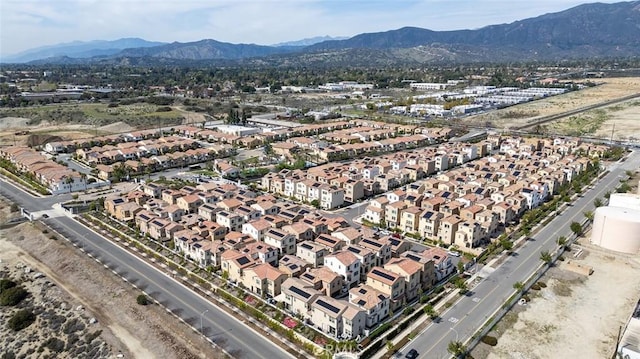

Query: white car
[447,251,461,257]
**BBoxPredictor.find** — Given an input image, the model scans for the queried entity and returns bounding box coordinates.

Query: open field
[465,77,640,133]
[472,239,640,359]
[0,102,184,127]
[0,100,190,147]
[0,202,215,359]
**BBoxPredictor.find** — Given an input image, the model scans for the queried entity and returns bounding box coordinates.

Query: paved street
[0,178,293,359]
[399,150,640,359]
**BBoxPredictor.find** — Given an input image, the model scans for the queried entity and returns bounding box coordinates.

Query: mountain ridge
[5,1,640,65]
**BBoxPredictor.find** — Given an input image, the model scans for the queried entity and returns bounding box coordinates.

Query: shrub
[537,282,547,288]
[136,294,149,305]
[43,337,65,353]
[481,335,498,346]
[0,286,28,306]
[530,283,541,291]
[8,309,36,331]
[0,278,17,292]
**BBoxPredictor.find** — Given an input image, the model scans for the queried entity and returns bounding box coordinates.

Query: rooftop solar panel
[371,269,396,282]
[316,299,340,314]
[290,286,311,299]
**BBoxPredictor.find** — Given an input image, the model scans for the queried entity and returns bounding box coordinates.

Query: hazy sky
[0,0,623,56]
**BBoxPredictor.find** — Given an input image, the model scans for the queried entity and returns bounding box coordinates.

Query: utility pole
[610,123,615,143]
[200,309,209,334]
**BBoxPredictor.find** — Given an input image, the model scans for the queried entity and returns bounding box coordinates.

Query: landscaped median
[0,163,50,196]
[77,213,346,358]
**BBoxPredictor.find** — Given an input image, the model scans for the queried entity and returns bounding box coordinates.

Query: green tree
[500,238,514,252]
[513,281,524,293]
[583,211,594,221]
[423,304,437,319]
[570,222,583,236]
[447,340,467,358]
[540,251,553,265]
[136,294,149,305]
[8,309,36,331]
[593,198,603,208]
[557,236,567,248]
[0,286,28,306]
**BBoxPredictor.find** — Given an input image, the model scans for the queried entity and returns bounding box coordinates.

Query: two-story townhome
[280,277,321,316]
[309,296,366,340]
[240,242,279,267]
[400,206,422,234]
[301,267,345,298]
[297,241,329,267]
[251,201,280,216]
[438,215,463,245]
[324,251,361,291]
[349,284,390,328]
[278,255,310,278]
[264,228,296,256]
[282,223,316,242]
[242,218,272,241]
[421,247,454,282]
[221,249,255,284]
[148,217,172,241]
[418,210,444,240]
[385,201,407,229]
[358,237,392,267]
[176,194,203,214]
[216,210,245,232]
[345,245,376,282]
[384,258,423,302]
[455,220,484,249]
[320,185,345,210]
[243,263,288,298]
[315,234,345,253]
[331,227,362,246]
[197,204,219,222]
[366,266,405,312]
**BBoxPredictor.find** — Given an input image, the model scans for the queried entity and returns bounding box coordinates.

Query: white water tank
[591,206,640,254]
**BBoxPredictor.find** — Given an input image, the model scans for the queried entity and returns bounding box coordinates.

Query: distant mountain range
[4,1,640,65]
[271,36,349,47]
[2,38,166,63]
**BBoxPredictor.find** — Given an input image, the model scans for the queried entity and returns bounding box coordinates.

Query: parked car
[447,251,461,257]
[405,348,419,359]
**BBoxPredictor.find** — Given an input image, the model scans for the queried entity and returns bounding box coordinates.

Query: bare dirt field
[472,239,640,359]
[0,201,217,359]
[466,77,640,131]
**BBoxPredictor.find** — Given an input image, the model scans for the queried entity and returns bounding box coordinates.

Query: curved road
[0,179,293,359]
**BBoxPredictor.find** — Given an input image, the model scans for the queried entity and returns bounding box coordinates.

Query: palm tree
[447,340,467,358]
[593,198,603,208]
[557,236,567,248]
[583,211,594,221]
[80,172,87,191]
[540,250,553,265]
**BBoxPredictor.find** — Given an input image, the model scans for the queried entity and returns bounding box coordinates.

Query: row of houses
[362,137,594,250]
[93,145,233,181]
[103,179,456,340]
[0,146,90,194]
[261,140,487,208]
[43,128,165,154]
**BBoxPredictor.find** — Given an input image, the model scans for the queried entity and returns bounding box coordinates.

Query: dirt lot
[472,239,640,359]
[0,201,217,359]
[466,77,640,131]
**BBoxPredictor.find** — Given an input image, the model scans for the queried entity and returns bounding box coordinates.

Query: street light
[200,309,209,334]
